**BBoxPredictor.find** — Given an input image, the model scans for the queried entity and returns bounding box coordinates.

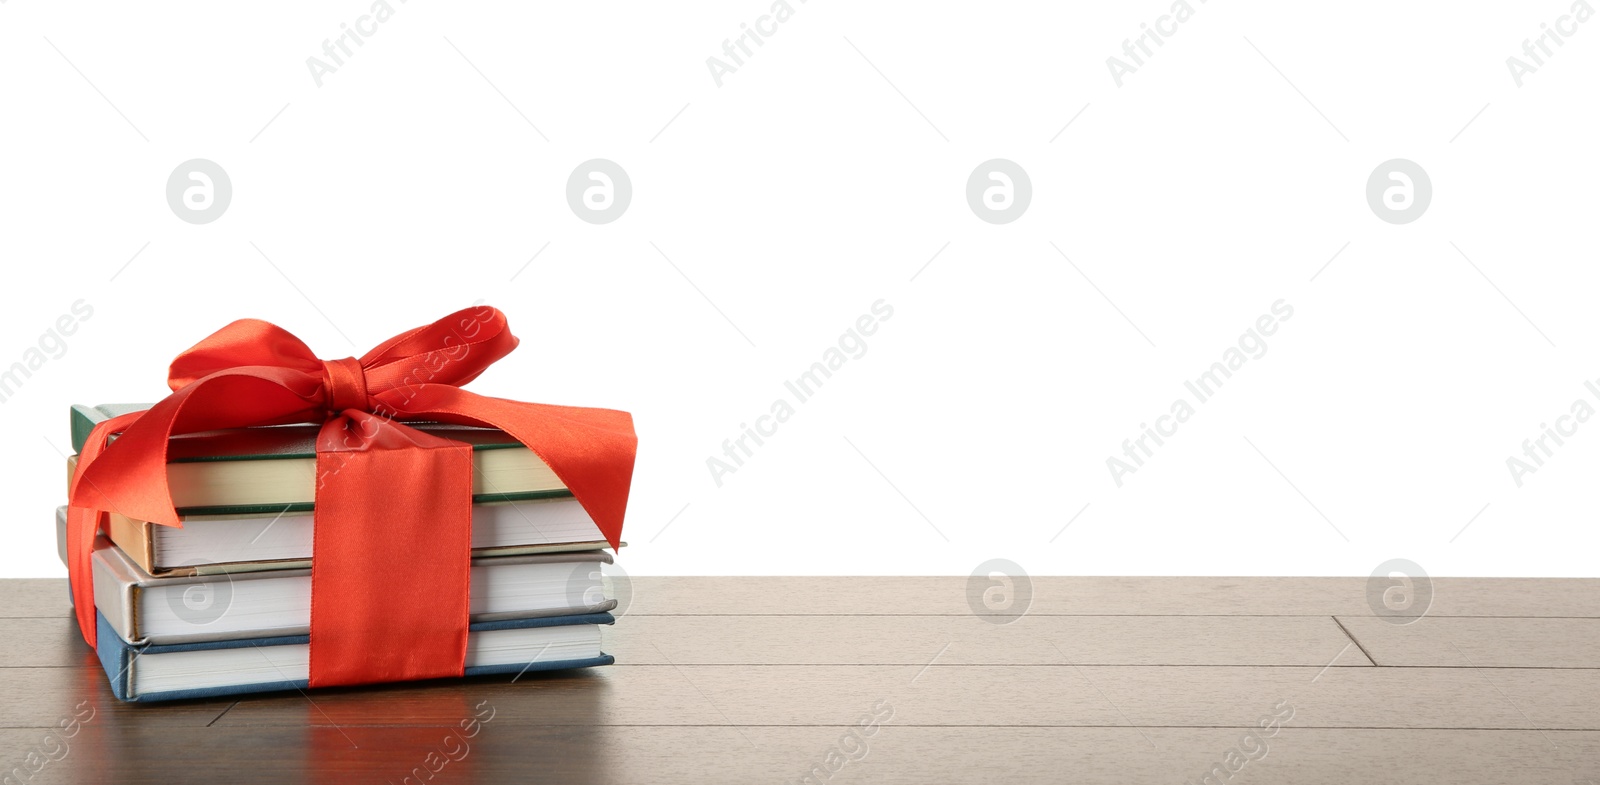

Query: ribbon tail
[308,412,473,687]
[66,371,327,648]
[378,387,638,550]
[67,412,147,648]
[66,506,106,648]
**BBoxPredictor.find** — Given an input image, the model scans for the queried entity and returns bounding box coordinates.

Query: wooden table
[3,577,1599,783]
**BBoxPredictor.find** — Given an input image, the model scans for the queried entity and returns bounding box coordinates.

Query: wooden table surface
[3,577,1599,784]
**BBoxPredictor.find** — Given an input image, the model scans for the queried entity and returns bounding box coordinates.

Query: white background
[2,1,1597,579]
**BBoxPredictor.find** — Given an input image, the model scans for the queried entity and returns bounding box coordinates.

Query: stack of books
[59,404,623,703]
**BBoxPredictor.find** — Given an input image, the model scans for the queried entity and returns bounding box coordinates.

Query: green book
[68,403,570,515]
[70,404,150,453]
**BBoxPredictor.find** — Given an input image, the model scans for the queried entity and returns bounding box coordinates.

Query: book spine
[93,612,135,702]
[69,405,99,455]
[90,546,142,646]
[107,514,158,575]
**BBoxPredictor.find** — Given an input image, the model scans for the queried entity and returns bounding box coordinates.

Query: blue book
[92,610,615,703]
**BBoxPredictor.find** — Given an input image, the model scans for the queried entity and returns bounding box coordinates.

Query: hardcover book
[69,404,569,513]
[101,497,612,576]
[72,512,617,645]
[92,609,615,703]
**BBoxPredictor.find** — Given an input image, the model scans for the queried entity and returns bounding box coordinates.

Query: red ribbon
[66,305,636,687]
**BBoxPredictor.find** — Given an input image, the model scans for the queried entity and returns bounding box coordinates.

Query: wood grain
[16,576,1600,617]
[620,576,1600,617]
[206,663,1600,730]
[0,619,92,668]
[1339,616,1600,668]
[608,614,1373,666]
[3,727,1598,785]
[1,579,71,619]
[6,576,1599,785]
[0,613,1372,670]
[0,667,227,729]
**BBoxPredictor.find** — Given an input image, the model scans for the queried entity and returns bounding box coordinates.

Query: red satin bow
[67,305,636,687]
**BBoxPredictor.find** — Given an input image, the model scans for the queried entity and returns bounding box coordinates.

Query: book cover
[105,502,613,576]
[85,527,618,646]
[57,504,619,578]
[69,403,572,513]
[93,609,616,703]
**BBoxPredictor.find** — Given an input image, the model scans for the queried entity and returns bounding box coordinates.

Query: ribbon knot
[321,357,369,415]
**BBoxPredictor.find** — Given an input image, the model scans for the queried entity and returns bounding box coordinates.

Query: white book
[133,622,604,697]
[86,526,615,646]
[56,499,617,576]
